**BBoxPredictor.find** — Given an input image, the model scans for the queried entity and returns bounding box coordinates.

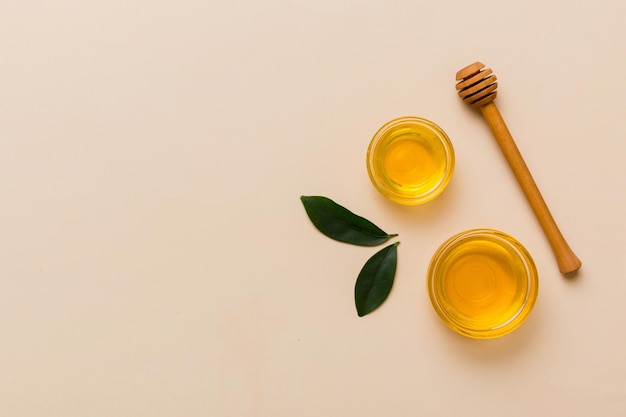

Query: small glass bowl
[427,229,538,339]
[366,116,455,205]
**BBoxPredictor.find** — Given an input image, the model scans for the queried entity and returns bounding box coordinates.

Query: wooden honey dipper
[456,61,581,275]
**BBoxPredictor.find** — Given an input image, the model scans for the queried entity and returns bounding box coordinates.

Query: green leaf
[300,196,397,246]
[355,242,399,317]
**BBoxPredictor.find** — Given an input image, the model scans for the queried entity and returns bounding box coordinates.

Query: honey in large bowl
[427,229,538,339]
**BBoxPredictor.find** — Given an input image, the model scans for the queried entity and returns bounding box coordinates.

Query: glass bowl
[366,116,455,205]
[427,229,538,339]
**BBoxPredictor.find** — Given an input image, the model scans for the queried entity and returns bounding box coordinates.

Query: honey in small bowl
[366,116,454,205]
[427,229,538,339]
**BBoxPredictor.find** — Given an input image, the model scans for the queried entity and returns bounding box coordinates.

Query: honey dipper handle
[480,102,582,274]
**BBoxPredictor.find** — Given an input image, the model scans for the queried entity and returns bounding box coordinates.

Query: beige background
[2,0,625,415]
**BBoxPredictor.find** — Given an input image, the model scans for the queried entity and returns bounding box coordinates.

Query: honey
[428,229,538,339]
[367,117,454,205]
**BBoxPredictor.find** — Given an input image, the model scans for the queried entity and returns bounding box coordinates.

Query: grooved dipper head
[456,62,498,108]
